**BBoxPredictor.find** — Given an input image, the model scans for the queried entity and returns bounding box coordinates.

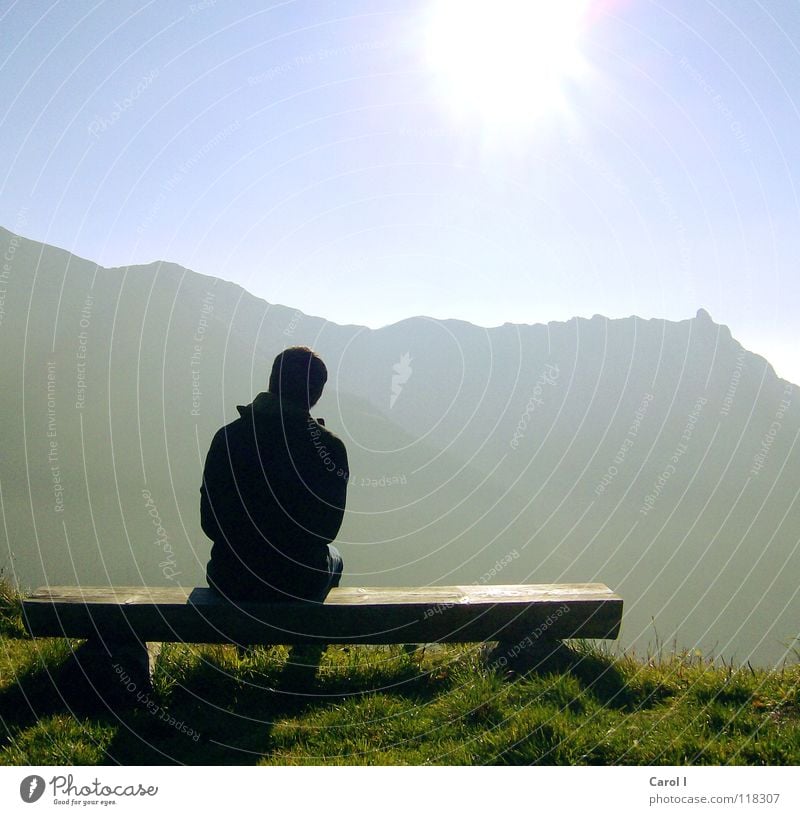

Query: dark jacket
[201,391,349,600]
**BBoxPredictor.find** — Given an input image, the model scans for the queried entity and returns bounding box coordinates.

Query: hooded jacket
[201,391,349,600]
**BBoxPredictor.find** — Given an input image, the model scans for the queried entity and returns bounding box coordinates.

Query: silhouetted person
[201,346,348,602]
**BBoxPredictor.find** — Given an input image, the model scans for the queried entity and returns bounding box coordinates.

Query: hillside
[0,226,798,665]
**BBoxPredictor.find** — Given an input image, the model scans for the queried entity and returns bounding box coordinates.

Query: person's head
[268,346,327,409]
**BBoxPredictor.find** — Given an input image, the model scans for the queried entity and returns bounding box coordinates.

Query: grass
[1,578,798,765]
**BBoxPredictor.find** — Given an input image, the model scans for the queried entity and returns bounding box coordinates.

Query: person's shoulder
[307,418,348,466]
[310,416,347,448]
[210,409,249,445]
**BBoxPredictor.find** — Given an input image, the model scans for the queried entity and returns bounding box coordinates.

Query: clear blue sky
[1,0,799,383]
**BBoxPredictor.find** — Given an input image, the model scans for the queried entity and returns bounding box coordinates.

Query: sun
[425,0,592,132]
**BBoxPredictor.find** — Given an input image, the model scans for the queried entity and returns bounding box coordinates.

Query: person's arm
[324,439,349,540]
[200,428,229,543]
[307,436,349,544]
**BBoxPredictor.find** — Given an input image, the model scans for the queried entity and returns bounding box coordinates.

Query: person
[201,346,349,602]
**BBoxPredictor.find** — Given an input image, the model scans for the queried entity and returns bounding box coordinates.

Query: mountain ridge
[4,226,785,388]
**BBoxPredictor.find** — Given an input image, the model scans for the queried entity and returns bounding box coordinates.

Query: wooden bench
[22,583,622,701]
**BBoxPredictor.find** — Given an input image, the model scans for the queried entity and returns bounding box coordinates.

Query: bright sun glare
[426,0,592,132]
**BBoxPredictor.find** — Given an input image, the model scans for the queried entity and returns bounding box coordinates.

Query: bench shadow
[106,642,426,764]
[103,644,337,765]
[486,640,639,710]
[0,641,438,765]
[0,640,119,737]
[0,641,281,764]
[2,639,639,763]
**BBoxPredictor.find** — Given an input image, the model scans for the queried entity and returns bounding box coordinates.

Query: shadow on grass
[3,639,652,764]
[0,641,87,741]
[0,642,345,764]
[106,646,450,765]
[562,647,651,711]
[106,644,329,765]
[486,640,663,712]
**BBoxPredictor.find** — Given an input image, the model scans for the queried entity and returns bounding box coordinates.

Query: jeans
[314,544,343,602]
[207,543,344,603]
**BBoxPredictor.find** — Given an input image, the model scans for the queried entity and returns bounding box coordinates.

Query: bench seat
[22,583,622,646]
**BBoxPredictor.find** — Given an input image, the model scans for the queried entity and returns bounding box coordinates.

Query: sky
[1,0,799,383]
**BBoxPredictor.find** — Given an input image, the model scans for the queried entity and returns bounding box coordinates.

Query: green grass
[1,579,798,765]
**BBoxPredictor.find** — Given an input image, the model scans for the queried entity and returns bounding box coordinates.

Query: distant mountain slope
[0,226,797,665]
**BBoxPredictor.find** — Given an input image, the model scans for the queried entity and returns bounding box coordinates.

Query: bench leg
[73,637,161,705]
[279,643,326,692]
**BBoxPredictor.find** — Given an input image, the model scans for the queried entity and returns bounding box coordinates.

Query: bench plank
[22,583,622,646]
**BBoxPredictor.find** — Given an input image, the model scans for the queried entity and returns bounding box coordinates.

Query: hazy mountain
[1,225,797,665]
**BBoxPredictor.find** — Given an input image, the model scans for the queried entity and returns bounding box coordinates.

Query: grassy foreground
[1,579,798,765]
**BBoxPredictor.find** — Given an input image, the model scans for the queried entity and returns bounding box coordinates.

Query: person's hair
[268,346,327,408]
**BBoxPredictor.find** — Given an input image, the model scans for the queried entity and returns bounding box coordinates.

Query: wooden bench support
[59,636,161,707]
[94,637,158,697]
[21,583,623,700]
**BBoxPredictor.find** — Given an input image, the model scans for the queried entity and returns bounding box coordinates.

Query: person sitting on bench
[201,346,349,602]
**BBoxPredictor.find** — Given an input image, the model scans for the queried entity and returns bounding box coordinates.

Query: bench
[22,583,623,701]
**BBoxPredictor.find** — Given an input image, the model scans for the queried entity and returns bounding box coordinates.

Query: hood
[236,391,311,420]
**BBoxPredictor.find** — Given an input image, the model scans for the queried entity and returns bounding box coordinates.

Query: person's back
[201,347,348,601]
